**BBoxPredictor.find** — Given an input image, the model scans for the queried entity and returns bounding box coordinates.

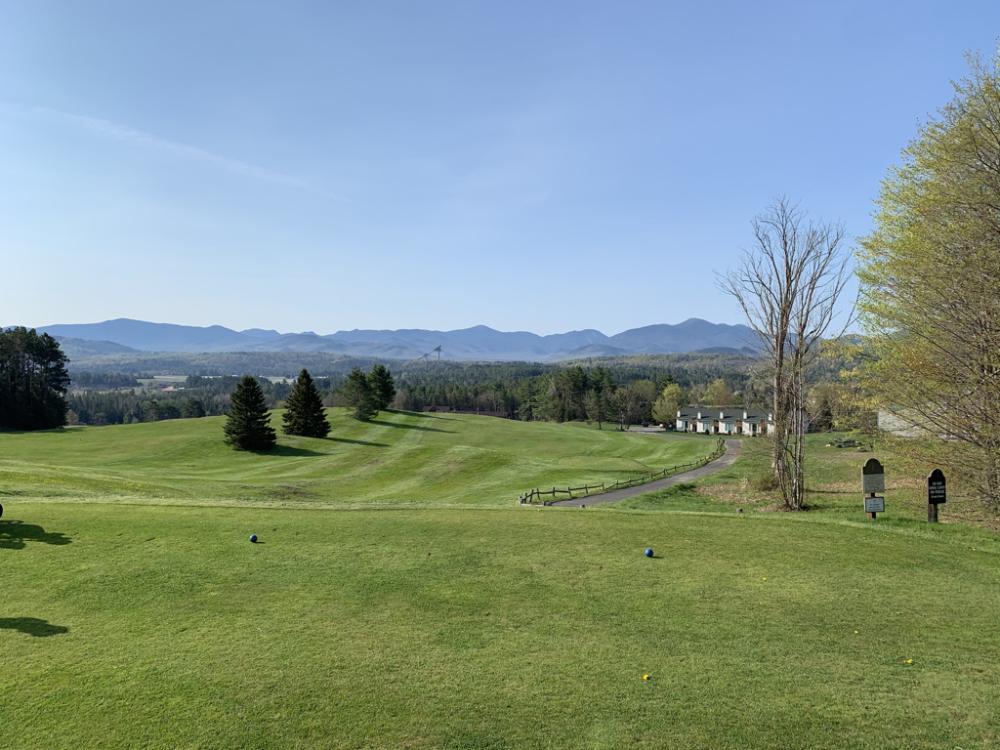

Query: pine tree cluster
[0,327,70,430]
[341,365,396,421]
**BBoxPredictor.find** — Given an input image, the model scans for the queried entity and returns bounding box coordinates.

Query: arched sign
[927,469,946,504]
[862,458,886,518]
[862,458,885,494]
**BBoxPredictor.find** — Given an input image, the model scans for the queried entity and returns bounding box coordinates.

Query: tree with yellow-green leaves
[702,378,736,406]
[652,383,685,425]
[858,53,1000,511]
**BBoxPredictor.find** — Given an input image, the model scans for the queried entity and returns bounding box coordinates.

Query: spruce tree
[224,375,277,450]
[368,365,396,410]
[283,368,330,437]
[342,367,378,421]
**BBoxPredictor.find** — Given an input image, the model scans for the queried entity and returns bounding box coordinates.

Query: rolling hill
[35,317,760,361]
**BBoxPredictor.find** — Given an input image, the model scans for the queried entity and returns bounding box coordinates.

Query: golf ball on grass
[249,534,258,543]
[644,547,654,557]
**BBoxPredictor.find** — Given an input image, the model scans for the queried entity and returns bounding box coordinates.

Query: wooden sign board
[927,469,946,504]
[862,458,885,494]
[864,496,885,514]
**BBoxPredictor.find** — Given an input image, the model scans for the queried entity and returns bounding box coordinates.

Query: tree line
[65,375,301,426]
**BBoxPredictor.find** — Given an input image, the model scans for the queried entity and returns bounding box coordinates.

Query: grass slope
[619,433,1000,530]
[3,502,999,749]
[0,410,712,507]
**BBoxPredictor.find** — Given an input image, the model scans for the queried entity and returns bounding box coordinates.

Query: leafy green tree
[283,369,330,437]
[859,53,1000,510]
[223,376,277,450]
[805,385,834,432]
[652,383,685,425]
[0,327,70,430]
[702,378,735,406]
[342,368,379,421]
[368,365,396,410]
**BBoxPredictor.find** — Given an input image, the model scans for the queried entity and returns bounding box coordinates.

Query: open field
[0,410,713,507]
[3,502,998,749]
[3,420,999,748]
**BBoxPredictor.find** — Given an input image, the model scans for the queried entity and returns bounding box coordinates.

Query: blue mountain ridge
[36,317,760,361]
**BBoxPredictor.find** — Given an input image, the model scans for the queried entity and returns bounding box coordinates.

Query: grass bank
[0,410,711,508]
[3,502,998,749]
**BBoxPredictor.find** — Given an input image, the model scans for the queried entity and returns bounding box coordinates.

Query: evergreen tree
[223,376,277,450]
[181,398,206,418]
[342,367,378,421]
[283,368,330,437]
[0,327,70,430]
[584,389,611,429]
[368,365,396,410]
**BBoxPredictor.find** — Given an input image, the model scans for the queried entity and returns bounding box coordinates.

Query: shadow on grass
[259,439,389,456]
[0,520,72,550]
[261,445,327,457]
[369,419,453,434]
[386,409,457,421]
[0,426,84,436]
[327,437,389,448]
[0,618,69,637]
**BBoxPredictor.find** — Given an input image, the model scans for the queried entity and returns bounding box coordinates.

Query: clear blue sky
[2,1,998,335]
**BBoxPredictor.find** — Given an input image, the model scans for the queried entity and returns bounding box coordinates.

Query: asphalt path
[551,438,742,507]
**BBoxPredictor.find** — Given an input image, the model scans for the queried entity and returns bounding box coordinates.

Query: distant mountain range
[34,318,761,362]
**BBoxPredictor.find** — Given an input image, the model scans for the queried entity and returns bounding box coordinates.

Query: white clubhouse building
[674,406,775,436]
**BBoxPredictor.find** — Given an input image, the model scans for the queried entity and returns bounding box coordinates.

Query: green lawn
[0,410,712,507]
[637,432,1000,530]
[3,502,998,749]
[3,420,999,748]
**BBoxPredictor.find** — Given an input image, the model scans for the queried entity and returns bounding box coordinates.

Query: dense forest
[63,354,759,427]
[0,328,870,433]
[66,375,306,425]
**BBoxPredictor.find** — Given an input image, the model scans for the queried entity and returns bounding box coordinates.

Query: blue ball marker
[644,547,654,558]
[249,534,258,543]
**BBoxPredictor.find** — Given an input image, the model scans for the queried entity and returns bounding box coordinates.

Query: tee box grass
[2,417,999,748]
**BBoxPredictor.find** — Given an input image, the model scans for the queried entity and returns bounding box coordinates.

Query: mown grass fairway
[0,410,712,507]
[3,420,999,748]
[3,502,999,749]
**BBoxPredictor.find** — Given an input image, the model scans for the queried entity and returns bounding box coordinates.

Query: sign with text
[928,469,946,504]
[862,458,885,494]
[864,496,885,514]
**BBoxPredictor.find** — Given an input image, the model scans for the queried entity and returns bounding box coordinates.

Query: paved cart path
[551,439,742,507]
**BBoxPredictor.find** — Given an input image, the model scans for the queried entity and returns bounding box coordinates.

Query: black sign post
[927,469,946,523]
[862,458,885,520]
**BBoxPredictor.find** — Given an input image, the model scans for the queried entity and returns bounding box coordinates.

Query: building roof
[678,405,769,420]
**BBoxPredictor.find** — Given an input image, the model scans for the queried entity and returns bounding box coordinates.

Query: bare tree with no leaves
[720,199,852,510]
